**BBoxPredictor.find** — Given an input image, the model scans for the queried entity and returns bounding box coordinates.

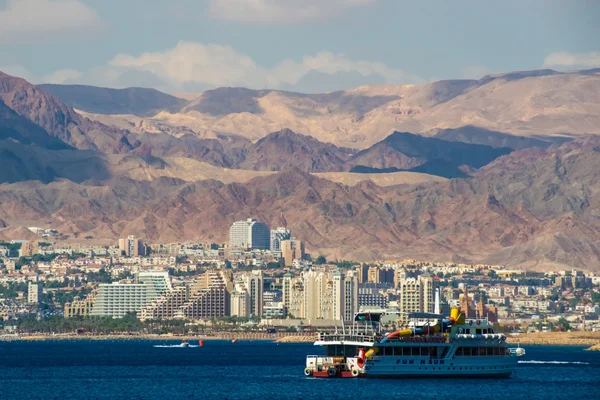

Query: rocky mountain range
[0,136,598,271]
[1,69,600,271]
[67,69,600,149]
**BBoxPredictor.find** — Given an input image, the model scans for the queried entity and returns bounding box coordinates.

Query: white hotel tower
[229,218,270,250]
[91,271,172,318]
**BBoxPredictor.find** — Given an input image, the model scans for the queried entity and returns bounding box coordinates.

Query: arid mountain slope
[0,137,598,270]
[39,84,188,117]
[72,69,600,149]
[0,72,132,152]
[350,131,511,171]
[0,100,70,150]
[236,129,352,172]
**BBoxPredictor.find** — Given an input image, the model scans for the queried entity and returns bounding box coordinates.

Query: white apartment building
[286,269,358,321]
[398,273,436,316]
[28,281,42,304]
[230,288,249,317]
[230,270,264,317]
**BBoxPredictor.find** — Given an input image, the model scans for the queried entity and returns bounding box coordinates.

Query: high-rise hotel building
[140,270,233,320]
[282,269,358,321]
[230,270,264,317]
[91,271,171,318]
[229,219,270,250]
[397,272,436,320]
[118,235,147,257]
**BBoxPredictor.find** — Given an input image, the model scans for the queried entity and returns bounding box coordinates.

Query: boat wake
[518,360,590,365]
[153,344,199,348]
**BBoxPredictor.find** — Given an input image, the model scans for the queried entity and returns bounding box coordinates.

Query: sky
[0,0,599,93]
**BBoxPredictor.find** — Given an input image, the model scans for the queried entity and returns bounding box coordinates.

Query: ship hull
[364,372,513,379]
[363,355,517,378]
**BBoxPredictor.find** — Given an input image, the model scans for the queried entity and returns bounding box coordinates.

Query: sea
[0,340,598,400]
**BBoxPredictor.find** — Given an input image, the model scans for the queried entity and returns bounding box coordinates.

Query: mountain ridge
[55,68,600,149]
[0,136,599,271]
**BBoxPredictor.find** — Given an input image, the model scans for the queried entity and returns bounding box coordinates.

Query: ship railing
[385,335,448,344]
[316,333,378,343]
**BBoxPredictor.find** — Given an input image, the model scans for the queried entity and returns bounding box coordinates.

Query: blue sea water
[0,340,598,400]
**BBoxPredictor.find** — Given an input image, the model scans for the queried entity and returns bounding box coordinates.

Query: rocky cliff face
[236,128,351,172]
[0,72,132,152]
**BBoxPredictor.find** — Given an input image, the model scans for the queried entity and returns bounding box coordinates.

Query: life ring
[476,320,481,325]
[357,348,366,367]
[351,368,360,377]
[327,367,337,377]
[304,368,312,377]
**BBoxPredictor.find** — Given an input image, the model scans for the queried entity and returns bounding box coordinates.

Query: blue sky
[0,0,598,93]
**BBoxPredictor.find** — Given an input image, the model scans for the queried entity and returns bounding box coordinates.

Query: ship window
[479,348,486,356]
[429,347,437,358]
[393,347,403,356]
[455,347,463,356]
[384,347,394,356]
[486,348,494,356]
[476,329,482,335]
[440,348,450,358]
[326,345,356,356]
[402,347,411,356]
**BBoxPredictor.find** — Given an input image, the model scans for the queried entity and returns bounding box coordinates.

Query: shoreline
[0,333,317,342]
[505,331,600,347]
[2,331,600,347]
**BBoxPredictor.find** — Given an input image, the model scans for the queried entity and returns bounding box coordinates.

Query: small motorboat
[180,339,190,348]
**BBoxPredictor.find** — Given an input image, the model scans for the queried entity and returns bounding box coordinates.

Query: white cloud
[41,69,82,84]
[2,41,421,93]
[109,42,263,88]
[0,0,102,40]
[209,0,376,23]
[103,41,422,92]
[543,52,600,68]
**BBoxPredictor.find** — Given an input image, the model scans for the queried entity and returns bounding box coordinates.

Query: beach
[5,331,600,348]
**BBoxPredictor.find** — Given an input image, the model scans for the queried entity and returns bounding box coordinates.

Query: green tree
[556,317,571,331]
[15,256,29,269]
[315,255,327,265]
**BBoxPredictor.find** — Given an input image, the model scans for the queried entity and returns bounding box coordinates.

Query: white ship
[304,308,525,378]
